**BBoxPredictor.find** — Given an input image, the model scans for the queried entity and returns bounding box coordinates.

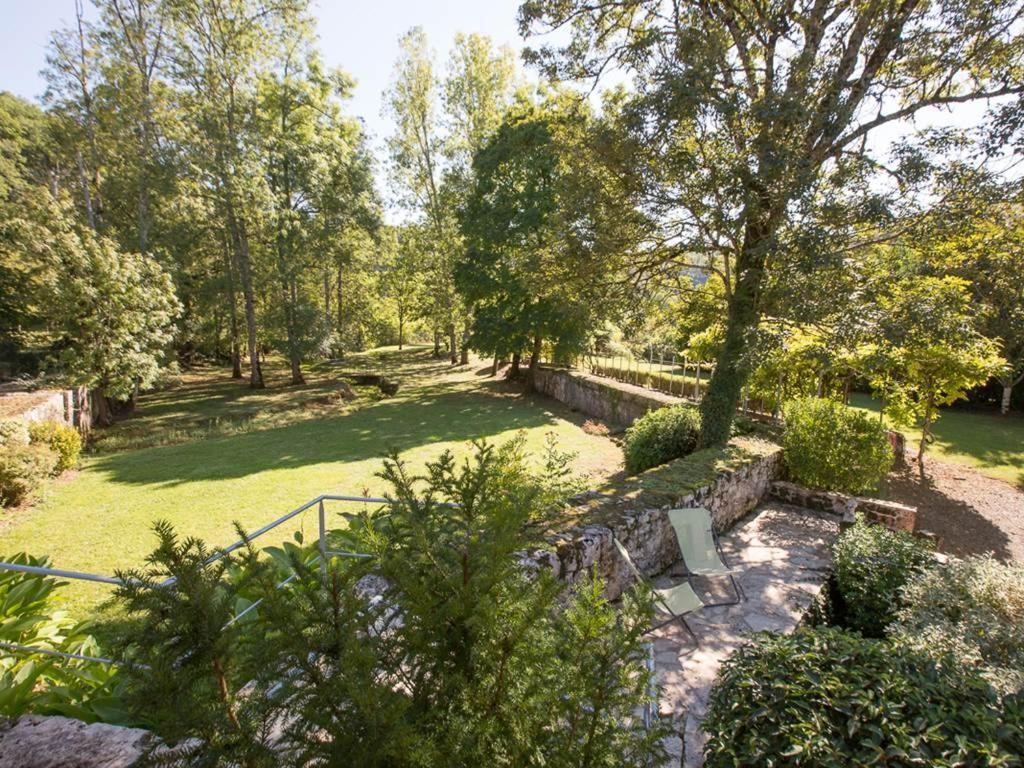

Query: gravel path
[884,455,1024,563]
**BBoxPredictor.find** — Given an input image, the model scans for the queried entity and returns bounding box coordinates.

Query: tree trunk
[526,334,542,392]
[398,307,405,350]
[223,237,243,379]
[491,353,499,377]
[917,399,934,480]
[433,330,441,357]
[460,317,470,365]
[1001,382,1014,415]
[509,352,521,380]
[447,324,458,364]
[698,233,765,446]
[94,393,114,427]
[227,205,263,389]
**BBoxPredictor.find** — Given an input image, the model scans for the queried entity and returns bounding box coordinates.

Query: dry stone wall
[522,444,783,600]
[531,366,679,427]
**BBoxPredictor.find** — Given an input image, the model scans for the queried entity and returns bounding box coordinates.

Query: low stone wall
[769,481,917,532]
[523,442,783,600]
[532,366,680,427]
[0,386,91,435]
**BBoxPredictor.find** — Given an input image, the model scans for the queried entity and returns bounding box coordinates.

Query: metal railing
[0,493,393,666]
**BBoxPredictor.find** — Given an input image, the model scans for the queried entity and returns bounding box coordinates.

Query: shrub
[0,553,123,722]
[114,441,668,766]
[28,421,82,473]
[0,419,30,448]
[623,404,701,474]
[0,443,58,507]
[830,517,934,637]
[783,396,893,493]
[703,627,1023,768]
[893,555,1024,694]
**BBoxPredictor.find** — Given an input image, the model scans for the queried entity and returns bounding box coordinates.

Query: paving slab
[648,502,840,767]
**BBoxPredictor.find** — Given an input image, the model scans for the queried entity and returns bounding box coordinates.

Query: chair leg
[646,611,699,649]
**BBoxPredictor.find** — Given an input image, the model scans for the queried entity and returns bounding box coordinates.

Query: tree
[166,0,309,389]
[385,27,460,362]
[520,0,1024,445]
[458,91,648,388]
[13,194,180,424]
[921,173,1024,414]
[867,271,1003,476]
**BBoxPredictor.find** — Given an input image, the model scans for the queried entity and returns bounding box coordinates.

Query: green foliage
[623,405,701,474]
[783,397,894,494]
[0,420,30,448]
[28,421,82,473]
[702,626,1022,768]
[866,272,1005,472]
[0,443,58,507]
[0,553,124,723]
[893,556,1024,695]
[112,440,666,766]
[830,518,935,637]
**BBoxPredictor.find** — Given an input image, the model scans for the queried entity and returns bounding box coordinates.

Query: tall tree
[166,0,307,388]
[385,27,461,362]
[520,0,1024,445]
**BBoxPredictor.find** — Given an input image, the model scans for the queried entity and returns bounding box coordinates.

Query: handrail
[0,493,394,665]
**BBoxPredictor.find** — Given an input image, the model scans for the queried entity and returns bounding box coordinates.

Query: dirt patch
[883,456,1024,563]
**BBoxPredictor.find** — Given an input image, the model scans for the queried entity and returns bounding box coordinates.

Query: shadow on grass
[87,385,559,488]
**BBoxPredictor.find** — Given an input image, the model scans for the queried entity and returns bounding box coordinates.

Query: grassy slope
[850,393,1024,487]
[0,347,622,613]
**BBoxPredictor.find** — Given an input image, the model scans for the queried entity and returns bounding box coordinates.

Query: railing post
[696,361,702,400]
[318,499,327,584]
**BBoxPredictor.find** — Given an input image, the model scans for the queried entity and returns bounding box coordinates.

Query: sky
[0,0,532,160]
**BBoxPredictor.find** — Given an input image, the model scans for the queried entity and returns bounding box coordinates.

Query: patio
[651,502,841,766]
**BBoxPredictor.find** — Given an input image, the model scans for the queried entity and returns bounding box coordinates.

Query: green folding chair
[613,537,700,645]
[666,507,743,606]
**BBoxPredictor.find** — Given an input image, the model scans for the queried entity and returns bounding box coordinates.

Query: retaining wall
[522,441,784,600]
[532,366,682,427]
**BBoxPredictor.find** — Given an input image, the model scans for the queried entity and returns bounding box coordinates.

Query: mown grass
[850,393,1024,487]
[0,347,623,614]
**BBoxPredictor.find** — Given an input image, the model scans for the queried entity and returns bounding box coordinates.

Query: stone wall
[522,443,783,600]
[0,715,160,768]
[0,387,91,436]
[768,481,916,531]
[532,366,681,427]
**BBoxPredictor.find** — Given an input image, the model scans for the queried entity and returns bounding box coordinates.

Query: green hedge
[623,405,701,474]
[783,397,893,494]
[830,517,934,637]
[703,627,1023,768]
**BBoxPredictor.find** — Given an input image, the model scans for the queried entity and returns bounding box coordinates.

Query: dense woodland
[1,0,1023,446]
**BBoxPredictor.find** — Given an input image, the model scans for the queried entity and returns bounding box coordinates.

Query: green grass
[850,393,1024,487]
[0,347,623,614]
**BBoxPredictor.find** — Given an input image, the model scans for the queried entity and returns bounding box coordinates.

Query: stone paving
[649,502,840,767]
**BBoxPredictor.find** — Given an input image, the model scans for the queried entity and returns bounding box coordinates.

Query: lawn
[850,393,1024,487]
[0,347,623,614]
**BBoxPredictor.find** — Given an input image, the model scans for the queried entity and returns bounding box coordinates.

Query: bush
[623,405,701,474]
[0,443,58,507]
[830,517,934,637]
[114,441,668,766]
[783,396,893,493]
[0,419,30,448]
[28,421,82,473]
[0,552,123,722]
[893,555,1024,694]
[703,627,1022,768]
